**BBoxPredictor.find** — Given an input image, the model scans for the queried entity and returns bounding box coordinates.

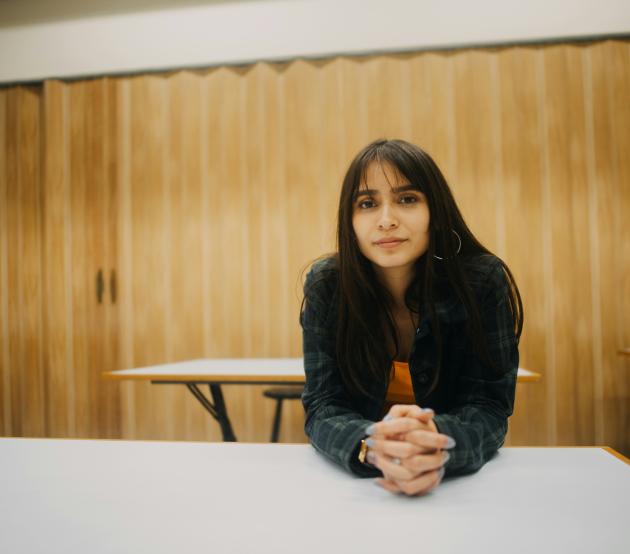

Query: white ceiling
[2,0,628,84]
[0,0,277,27]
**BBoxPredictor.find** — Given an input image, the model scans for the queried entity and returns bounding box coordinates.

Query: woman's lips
[375,239,407,249]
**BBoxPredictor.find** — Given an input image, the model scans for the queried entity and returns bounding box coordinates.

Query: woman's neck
[373,263,415,311]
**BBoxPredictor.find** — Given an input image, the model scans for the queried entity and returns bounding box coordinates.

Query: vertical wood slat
[125,75,170,439]
[582,46,605,445]
[68,81,88,437]
[41,79,122,439]
[102,77,121,439]
[604,42,630,454]
[0,87,45,436]
[536,49,559,446]
[167,72,206,440]
[498,48,549,447]
[544,46,596,446]
[588,42,615,448]
[0,88,10,435]
[10,88,46,436]
[42,80,74,437]
[452,51,500,253]
[116,78,136,439]
[4,89,19,434]
[83,79,106,439]
[408,53,456,182]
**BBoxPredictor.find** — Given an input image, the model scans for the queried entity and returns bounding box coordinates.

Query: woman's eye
[399,195,418,204]
[358,199,375,209]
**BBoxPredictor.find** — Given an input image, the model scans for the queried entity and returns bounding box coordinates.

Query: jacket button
[418,373,430,384]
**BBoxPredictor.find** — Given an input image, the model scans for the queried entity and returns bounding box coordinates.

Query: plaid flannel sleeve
[300,265,380,477]
[433,259,519,477]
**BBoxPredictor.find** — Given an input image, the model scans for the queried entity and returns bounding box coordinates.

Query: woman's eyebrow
[356,184,415,197]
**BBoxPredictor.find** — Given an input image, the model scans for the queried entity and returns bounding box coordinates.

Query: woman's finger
[366,450,416,481]
[403,428,456,451]
[385,404,434,422]
[365,437,423,459]
[366,417,430,437]
[375,478,401,493]
[426,467,446,493]
[396,467,445,497]
[401,450,449,474]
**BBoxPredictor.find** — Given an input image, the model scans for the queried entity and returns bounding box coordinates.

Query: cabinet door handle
[96,269,104,304]
[109,269,117,304]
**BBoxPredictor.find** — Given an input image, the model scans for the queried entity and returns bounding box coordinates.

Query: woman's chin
[370,256,416,271]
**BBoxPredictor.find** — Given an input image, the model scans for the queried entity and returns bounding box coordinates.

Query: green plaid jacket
[300,254,519,478]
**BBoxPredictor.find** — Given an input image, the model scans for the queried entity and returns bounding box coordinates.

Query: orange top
[382,360,415,414]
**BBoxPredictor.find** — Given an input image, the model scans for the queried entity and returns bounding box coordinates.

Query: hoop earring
[433,229,462,260]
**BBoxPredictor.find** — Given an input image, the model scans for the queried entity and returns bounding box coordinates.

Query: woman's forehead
[358,159,412,192]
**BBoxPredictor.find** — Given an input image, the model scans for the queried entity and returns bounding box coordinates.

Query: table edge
[602,446,630,465]
[102,371,541,383]
[101,372,305,383]
[1,435,626,465]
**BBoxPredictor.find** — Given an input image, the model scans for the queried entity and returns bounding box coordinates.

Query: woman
[299,139,523,497]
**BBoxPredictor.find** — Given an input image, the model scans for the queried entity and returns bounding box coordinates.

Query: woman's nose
[377,205,398,230]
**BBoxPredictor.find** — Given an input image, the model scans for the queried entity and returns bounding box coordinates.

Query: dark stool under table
[263,386,303,443]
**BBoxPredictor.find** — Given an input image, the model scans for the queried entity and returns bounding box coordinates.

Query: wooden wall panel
[0,88,9,436]
[102,77,121,439]
[42,80,74,437]
[0,86,45,437]
[1,39,628,454]
[408,53,456,178]
[83,79,106,437]
[591,41,630,455]
[452,51,501,256]
[284,60,328,438]
[117,78,136,439]
[41,79,121,440]
[165,72,208,441]
[112,41,627,450]
[68,81,91,438]
[120,75,172,439]
[210,66,254,438]
[497,49,549,447]
[544,46,596,446]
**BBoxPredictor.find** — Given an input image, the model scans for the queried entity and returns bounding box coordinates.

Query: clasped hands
[364,404,455,496]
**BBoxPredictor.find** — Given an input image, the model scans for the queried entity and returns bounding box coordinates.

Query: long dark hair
[302,139,523,400]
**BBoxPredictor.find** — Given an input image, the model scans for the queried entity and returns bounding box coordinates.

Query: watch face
[359,439,368,463]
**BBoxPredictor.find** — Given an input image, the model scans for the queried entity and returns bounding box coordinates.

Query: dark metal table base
[151,379,302,442]
[152,382,237,441]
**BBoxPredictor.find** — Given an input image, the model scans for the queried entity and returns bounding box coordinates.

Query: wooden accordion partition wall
[1,40,629,454]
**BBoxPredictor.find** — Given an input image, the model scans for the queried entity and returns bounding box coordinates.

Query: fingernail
[422,408,434,415]
[383,415,394,421]
[442,451,451,464]
[438,467,445,480]
[365,424,376,435]
[366,451,376,465]
[444,436,456,449]
[365,438,375,447]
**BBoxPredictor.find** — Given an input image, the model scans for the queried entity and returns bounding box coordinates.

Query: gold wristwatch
[358,438,369,464]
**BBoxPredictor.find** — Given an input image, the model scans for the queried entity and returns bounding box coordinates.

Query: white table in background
[0,439,627,554]
[103,358,542,441]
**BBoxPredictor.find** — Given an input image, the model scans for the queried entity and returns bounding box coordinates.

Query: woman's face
[352,160,430,272]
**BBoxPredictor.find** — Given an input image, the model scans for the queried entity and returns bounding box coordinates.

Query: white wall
[1,0,629,84]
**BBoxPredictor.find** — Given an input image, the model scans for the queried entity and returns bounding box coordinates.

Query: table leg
[209,384,237,442]
[185,383,237,442]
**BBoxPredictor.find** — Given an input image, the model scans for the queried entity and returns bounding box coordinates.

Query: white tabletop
[103,358,541,383]
[103,358,305,383]
[1,439,627,554]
